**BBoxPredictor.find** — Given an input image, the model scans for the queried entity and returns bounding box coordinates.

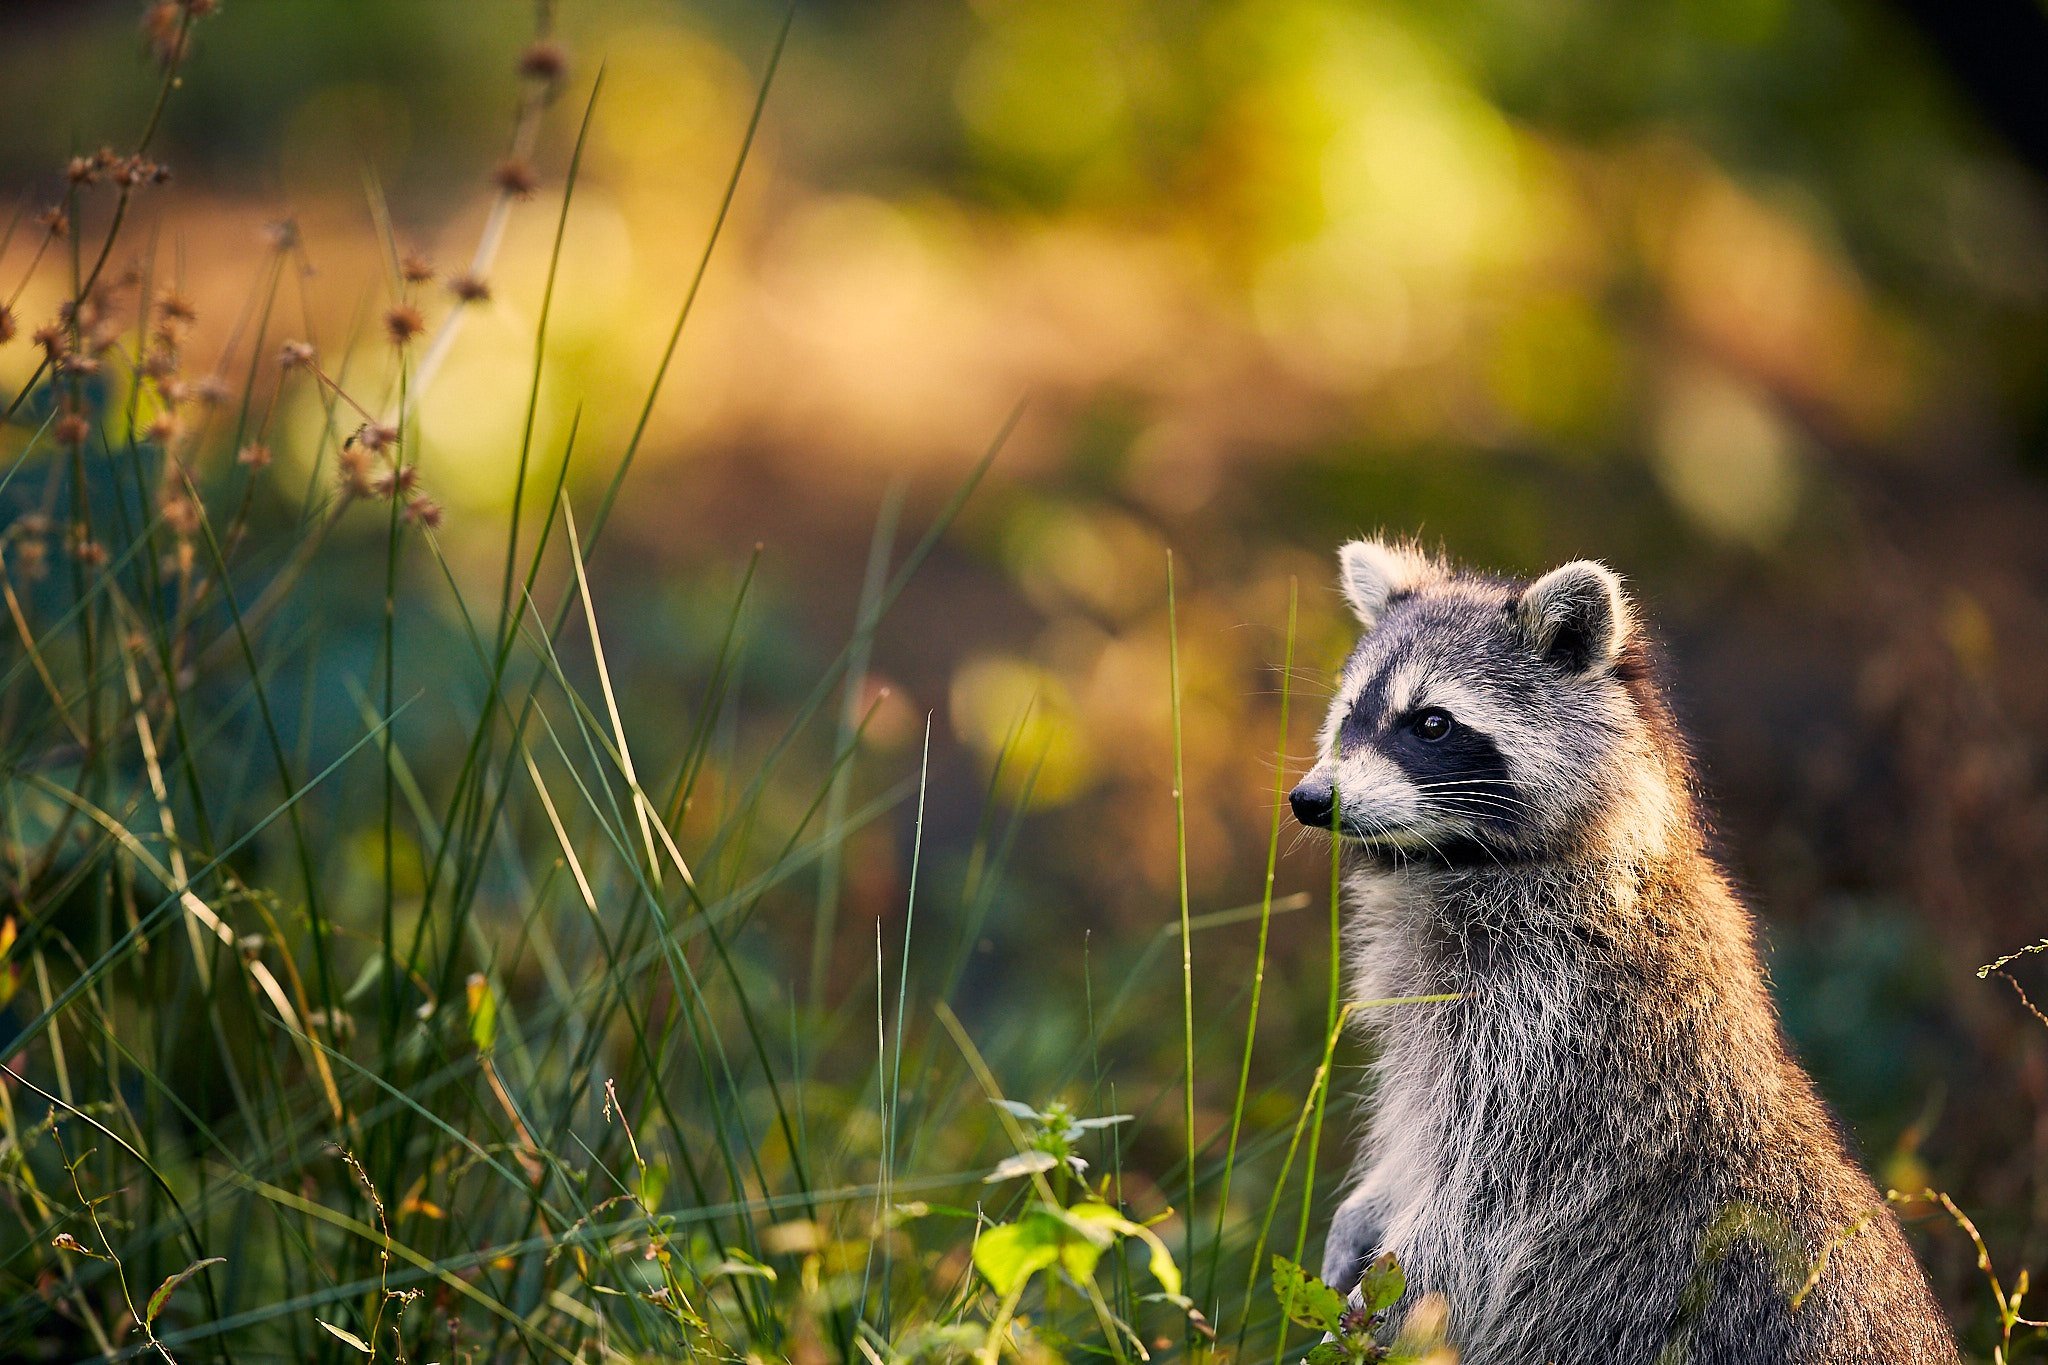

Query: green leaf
[1058,1234,1106,1284]
[1139,1228,1182,1299]
[973,1207,1122,1294]
[146,1256,225,1325]
[707,1247,777,1282]
[465,972,498,1052]
[1065,1201,1182,1297]
[1273,1254,1347,1334]
[1359,1251,1406,1316]
[339,954,385,1005]
[637,1159,669,1210]
[1056,1204,1116,1236]
[1305,1344,1353,1365]
[973,1218,1060,1296]
[316,1318,374,1353]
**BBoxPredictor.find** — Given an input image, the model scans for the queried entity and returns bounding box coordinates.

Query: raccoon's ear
[1337,539,1429,628]
[1515,560,1631,672]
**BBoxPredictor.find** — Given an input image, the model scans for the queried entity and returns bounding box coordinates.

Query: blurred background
[4,0,2047,1336]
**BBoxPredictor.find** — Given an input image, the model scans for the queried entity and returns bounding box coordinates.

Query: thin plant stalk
[1207,577,1296,1314]
[1167,549,1197,1322]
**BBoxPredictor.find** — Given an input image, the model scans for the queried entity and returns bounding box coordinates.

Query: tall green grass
[0,7,1392,1362]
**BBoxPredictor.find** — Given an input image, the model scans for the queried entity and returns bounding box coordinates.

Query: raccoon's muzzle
[1289,781,1336,829]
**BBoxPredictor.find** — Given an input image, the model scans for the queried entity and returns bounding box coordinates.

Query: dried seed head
[32,324,68,358]
[55,413,91,448]
[145,412,179,445]
[401,251,435,284]
[66,156,99,187]
[111,155,169,189]
[337,446,377,497]
[0,305,15,346]
[194,375,230,405]
[384,303,426,347]
[156,290,198,324]
[142,1,211,65]
[447,272,491,303]
[355,422,399,454]
[263,217,300,252]
[12,538,48,581]
[57,353,102,378]
[73,538,108,567]
[371,462,420,499]
[518,40,568,83]
[491,157,539,200]
[35,206,68,239]
[159,491,202,536]
[237,441,272,469]
[279,339,316,370]
[143,3,187,64]
[403,495,444,530]
[141,348,179,382]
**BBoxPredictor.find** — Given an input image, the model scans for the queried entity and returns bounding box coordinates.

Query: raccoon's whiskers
[1428,793,1539,817]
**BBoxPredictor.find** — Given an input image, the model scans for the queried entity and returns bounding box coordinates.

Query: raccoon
[1289,540,1955,1365]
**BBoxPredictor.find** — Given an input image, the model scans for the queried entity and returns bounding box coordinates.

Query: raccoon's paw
[1319,1193,1381,1295]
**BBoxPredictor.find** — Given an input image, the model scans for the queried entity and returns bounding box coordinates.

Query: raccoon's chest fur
[1345,858,1795,1356]
[1338,856,1955,1364]
[1347,865,1633,1339]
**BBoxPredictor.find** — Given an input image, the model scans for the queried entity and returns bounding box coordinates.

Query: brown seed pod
[491,158,539,200]
[384,303,426,347]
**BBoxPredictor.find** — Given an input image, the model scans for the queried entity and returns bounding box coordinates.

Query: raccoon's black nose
[1289,782,1335,829]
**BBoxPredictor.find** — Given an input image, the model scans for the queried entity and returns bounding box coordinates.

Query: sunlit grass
[0,8,1394,1362]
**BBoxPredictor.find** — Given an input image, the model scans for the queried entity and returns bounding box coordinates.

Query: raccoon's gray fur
[1288,540,1955,1365]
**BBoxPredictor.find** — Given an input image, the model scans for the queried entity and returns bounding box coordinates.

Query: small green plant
[970,1099,1193,1361]
[983,1099,1130,1191]
[1272,1253,1454,1365]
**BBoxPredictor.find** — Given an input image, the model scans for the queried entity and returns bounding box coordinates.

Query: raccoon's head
[1289,539,1686,865]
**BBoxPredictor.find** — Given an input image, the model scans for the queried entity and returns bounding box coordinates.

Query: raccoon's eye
[1410,708,1454,742]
